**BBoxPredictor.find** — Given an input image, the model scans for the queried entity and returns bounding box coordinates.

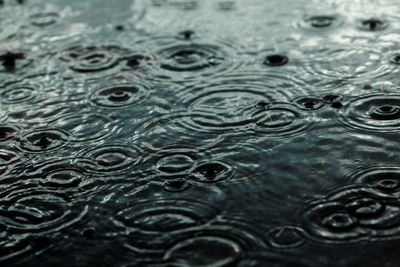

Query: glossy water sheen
[1,0,400,266]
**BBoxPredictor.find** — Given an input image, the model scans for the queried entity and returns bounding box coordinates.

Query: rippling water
[1,0,400,266]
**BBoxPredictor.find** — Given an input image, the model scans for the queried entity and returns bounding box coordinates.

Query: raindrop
[298,14,342,31]
[390,54,400,65]
[358,18,388,31]
[19,129,69,152]
[115,25,124,31]
[293,96,325,111]
[0,52,25,72]
[177,30,195,40]
[191,161,232,183]
[82,228,95,239]
[263,54,288,67]
[89,82,149,109]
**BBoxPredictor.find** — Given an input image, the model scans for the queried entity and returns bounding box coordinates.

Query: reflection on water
[1,0,400,266]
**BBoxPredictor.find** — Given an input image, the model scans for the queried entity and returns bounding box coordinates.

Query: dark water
[1,0,400,266]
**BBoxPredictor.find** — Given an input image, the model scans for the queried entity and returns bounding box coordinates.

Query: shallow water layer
[1,0,400,266]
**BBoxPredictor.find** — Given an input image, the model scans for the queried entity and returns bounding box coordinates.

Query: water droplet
[298,14,342,31]
[390,54,400,65]
[293,96,325,111]
[19,129,69,152]
[115,25,124,31]
[160,44,225,71]
[90,82,149,109]
[177,30,195,40]
[263,54,288,67]
[82,228,95,239]
[191,161,232,183]
[0,52,27,72]
[358,18,388,31]
[331,101,343,109]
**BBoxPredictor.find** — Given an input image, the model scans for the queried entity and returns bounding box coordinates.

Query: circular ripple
[135,35,246,82]
[191,161,233,184]
[0,124,21,142]
[162,222,260,267]
[164,234,242,267]
[160,44,226,72]
[339,94,400,133]
[265,226,306,249]
[302,186,400,242]
[171,73,311,137]
[251,103,311,136]
[296,14,343,31]
[89,82,149,109]
[0,182,88,234]
[0,84,37,104]
[115,199,220,252]
[157,154,195,174]
[26,159,86,189]
[76,144,141,176]
[353,167,400,196]
[303,200,365,242]
[357,18,388,31]
[30,12,59,27]
[300,45,393,82]
[292,96,325,111]
[52,112,114,142]
[139,144,202,182]
[144,103,310,140]
[19,128,69,153]
[0,235,51,264]
[58,46,127,73]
